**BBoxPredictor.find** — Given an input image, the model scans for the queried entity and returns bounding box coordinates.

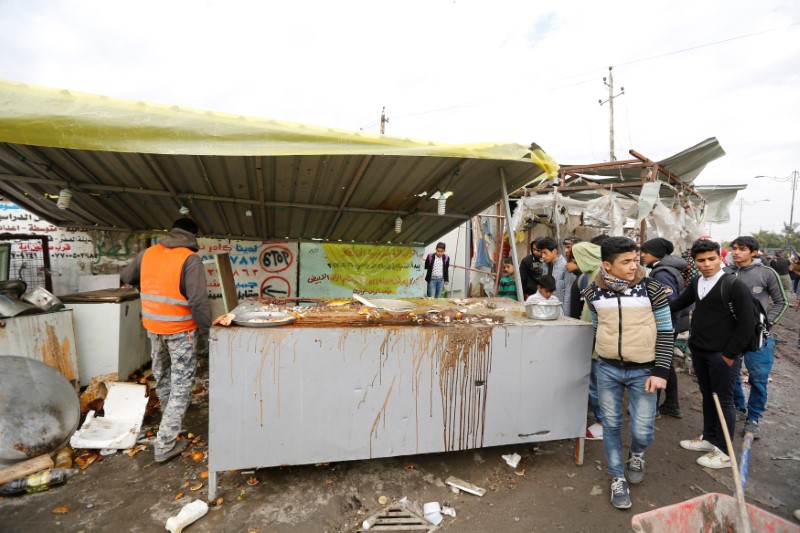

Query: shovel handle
[712,392,751,533]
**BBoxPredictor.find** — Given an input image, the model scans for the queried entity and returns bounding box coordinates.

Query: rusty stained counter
[207,298,594,500]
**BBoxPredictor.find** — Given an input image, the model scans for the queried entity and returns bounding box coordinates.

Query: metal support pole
[738,197,743,237]
[464,219,471,297]
[790,170,798,228]
[499,168,524,302]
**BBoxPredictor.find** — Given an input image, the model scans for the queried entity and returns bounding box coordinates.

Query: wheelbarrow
[631,493,799,533]
[632,393,800,533]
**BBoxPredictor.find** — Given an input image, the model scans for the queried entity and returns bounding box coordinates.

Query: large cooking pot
[0,356,80,465]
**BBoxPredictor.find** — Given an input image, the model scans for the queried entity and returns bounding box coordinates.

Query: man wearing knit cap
[641,237,689,419]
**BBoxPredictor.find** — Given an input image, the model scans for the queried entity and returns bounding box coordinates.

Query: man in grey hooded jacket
[121,218,211,461]
[725,236,788,439]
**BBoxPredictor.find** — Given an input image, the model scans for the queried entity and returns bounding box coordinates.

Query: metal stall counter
[207,298,593,500]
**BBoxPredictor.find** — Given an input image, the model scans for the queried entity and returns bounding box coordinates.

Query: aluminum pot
[525,302,561,320]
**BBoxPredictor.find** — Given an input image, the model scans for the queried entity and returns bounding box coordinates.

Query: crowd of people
[509,233,789,510]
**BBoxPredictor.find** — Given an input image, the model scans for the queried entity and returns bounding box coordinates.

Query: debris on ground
[445,476,486,497]
[501,452,522,468]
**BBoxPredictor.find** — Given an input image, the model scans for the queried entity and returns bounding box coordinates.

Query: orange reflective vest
[140,244,198,334]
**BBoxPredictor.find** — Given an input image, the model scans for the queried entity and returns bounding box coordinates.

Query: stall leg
[574,437,585,465]
[208,471,217,501]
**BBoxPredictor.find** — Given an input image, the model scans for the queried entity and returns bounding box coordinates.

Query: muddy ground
[2,305,799,532]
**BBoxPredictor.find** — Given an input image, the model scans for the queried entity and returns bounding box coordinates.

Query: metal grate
[355,502,438,533]
[0,234,52,292]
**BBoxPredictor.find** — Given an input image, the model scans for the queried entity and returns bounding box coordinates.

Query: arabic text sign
[299,242,424,297]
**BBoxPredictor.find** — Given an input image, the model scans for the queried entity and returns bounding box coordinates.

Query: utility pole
[380,107,389,134]
[599,67,624,161]
[789,169,798,227]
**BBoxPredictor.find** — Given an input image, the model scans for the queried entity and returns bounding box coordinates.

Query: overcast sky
[1,0,798,241]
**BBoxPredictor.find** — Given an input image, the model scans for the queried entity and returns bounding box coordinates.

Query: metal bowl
[525,302,561,320]
[0,356,80,465]
[232,311,297,328]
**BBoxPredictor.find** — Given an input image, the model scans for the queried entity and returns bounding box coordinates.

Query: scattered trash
[501,453,521,468]
[71,383,148,450]
[200,471,209,479]
[515,469,526,476]
[174,492,184,500]
[189,483,203,491]
[422,501,443,525]
[0,454,55,485]
[590,485,603,496]
[562,486,574,492]
[361,515,378,530]
[165,499,209,533]
[54,446,73,469]
[0,468,79,495]
[450,486,461,494]
[51,506,69,514]
[100,448,117,456]
[445,476,486,497]
[246,477,258,486]
[377,495,388,505]
[441,504,456,518]
[74,453,98,470]
[771,455,800,461]
[192,452,204,462]
[125,444,147,457]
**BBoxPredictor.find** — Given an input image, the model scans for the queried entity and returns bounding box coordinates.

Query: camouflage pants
[147,330,198,453]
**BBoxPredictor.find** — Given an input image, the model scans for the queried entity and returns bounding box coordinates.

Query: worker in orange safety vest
[121,218,210,462]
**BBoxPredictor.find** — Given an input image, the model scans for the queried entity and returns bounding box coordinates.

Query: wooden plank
[0,454,54,485]
[214,253,238,313]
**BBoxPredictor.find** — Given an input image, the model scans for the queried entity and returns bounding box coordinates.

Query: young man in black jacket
[670,239,756,469]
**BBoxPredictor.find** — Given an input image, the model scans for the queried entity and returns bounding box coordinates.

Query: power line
[616,22,799,68]
[382,22,799,126]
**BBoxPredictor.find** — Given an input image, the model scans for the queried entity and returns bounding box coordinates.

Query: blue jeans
[427,278,445,298]
[588,358,602,422]
[733,336,775,422]
[596,358,657,478]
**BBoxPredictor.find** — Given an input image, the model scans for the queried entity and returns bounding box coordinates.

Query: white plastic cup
[423,501,443,525]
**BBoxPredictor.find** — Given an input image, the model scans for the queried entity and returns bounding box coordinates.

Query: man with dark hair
[424,242,450,298]
[536,236,570,314]
[671,239,756,469]
[641,237,689,419]
[121,218,210,462]
[727,236,788,439]
[582,236,672,509]
[519,237,544,297]
[590,234,611,246]
[769,251,791,293]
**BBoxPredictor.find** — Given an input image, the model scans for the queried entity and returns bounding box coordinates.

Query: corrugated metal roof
[0,80,544,244]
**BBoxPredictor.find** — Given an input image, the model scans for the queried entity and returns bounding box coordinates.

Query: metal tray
[232,311,297,328]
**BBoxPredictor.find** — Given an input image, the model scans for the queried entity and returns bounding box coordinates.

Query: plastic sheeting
[0,79,532,160]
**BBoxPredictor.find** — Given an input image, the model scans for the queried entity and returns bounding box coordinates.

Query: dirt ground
[2,304,799,532]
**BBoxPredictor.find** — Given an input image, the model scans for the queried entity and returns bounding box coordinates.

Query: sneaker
[625,453,646,485]
[586,422,603,440]
[154,439,188,463]
[697,447,731,469]
[679,438,714,452]
[610,477,631,509]
[743,419,761,439]
[736,409,748,422]
[659,404,684,419]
